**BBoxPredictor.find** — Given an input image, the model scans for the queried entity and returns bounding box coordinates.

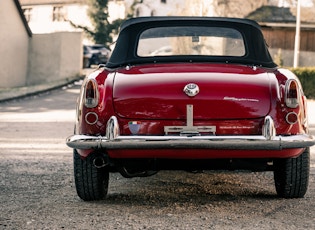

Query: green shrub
[290,67,315,99]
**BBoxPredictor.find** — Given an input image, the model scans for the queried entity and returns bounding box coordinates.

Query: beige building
[0,0,82,88]
[19,0,125,44]
[19,0,90,34]
[0,0,31,87]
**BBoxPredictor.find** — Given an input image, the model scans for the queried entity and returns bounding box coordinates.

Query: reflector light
[285,80,299,108]
[84,79,99,108]
[85,112,98,125]
[286,112,298,125]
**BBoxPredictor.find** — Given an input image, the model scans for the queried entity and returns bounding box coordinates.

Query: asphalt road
[0,82,315,229]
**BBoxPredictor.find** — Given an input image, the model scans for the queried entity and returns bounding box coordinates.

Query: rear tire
[274,147,310,198]
[73,150,109,201]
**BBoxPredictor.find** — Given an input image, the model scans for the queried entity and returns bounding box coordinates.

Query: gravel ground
[0,86,315,230]
[1,148,315,229]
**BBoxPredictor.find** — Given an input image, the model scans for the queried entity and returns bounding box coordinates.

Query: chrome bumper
[66,116,315,150]
[66,133,315,150]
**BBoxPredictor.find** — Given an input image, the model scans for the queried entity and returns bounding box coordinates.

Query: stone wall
[27,32,82,85]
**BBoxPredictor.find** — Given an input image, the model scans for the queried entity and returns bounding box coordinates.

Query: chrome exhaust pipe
[93,156,108,168]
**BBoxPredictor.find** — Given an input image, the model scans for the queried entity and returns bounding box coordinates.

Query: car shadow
[93,170,279,206]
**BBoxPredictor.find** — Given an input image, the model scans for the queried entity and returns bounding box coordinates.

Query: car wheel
[274,147,310,198]
[73,149,109,201]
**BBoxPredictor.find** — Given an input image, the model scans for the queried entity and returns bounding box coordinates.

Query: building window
[23,8,32,22]
[53,6,64,21]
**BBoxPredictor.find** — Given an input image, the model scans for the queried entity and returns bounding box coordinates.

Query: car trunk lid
[113,64,272,120]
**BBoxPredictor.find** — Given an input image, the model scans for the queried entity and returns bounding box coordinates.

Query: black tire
[73,150,109,201]
[274,147,310,198]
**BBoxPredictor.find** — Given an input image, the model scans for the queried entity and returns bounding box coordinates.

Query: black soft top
[107,17,276,68]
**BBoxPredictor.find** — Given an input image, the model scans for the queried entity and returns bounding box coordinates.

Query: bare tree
[213,0,269,17]
[176,0,211,16]
[177,0,270,18]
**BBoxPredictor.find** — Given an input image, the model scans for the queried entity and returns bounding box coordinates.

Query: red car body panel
[106,148,303,159]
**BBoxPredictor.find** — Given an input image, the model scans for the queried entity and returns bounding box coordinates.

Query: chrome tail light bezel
[285,111,298,125]
[84,79,99,108]
[284,79,300,108]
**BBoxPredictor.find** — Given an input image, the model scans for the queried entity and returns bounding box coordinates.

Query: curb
[0,75,84,103]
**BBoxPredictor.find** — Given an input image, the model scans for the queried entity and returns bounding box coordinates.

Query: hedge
[290,68,315,99]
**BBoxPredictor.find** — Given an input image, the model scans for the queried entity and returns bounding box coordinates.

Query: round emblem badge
[183,83,200,97]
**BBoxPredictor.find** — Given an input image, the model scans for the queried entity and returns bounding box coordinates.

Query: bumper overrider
[66,116,315,150]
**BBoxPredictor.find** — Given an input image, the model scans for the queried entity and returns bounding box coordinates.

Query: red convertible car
[67,17,315,201]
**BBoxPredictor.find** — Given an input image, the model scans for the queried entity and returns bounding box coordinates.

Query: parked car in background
[83,44,110,68]
[67,17,315,201]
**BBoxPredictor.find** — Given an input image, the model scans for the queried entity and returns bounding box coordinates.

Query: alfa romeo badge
[184,83,200,97]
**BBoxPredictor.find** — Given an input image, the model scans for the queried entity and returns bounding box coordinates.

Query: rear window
[137,26,246,57]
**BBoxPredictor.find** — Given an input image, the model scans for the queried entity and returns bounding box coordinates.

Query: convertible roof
[120,16,261,31]
[107,17,276,68]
